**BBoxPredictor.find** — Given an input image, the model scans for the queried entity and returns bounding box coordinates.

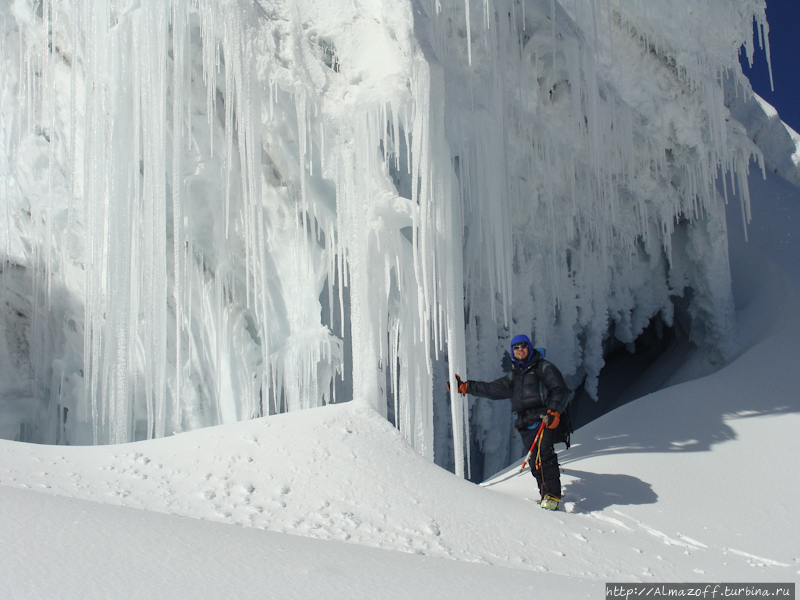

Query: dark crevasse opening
[569,298,693,431]
[569,288,696,430]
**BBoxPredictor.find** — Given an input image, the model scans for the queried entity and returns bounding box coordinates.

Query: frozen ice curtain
[0,0,770,477]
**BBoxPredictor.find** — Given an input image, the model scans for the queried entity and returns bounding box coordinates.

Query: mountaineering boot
[540,494,561,511]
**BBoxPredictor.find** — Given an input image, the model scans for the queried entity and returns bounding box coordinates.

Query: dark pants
[520,425,561,499]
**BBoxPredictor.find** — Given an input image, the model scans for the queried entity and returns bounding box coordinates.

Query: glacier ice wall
[0,0,769,477]
[725,87,800,189]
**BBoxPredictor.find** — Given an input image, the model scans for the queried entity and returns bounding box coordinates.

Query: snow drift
[0,0,774,477]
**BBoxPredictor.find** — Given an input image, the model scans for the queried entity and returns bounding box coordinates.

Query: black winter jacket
[467,353,570,430]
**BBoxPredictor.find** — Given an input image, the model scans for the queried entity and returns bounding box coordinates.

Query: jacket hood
[510,335,547,370]
[510,334,533,369]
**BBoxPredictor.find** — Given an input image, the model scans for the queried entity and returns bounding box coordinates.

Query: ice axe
[519,420,546,473]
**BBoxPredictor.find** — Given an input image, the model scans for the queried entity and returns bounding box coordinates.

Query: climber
[449,334,570,510]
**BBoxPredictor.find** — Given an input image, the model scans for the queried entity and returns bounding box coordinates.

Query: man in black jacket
[450,334,570,510]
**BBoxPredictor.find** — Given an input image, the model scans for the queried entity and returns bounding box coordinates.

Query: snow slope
[0,401,698,584]
[0,486,599,600]
[1,166,799,595]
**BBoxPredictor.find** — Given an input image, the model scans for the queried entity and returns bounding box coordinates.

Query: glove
[446,375,468,395]
[543,409,560,429]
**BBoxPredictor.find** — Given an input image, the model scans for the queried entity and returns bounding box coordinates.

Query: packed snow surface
[0,485,599,600]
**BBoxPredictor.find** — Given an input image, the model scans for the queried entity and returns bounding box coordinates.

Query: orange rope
[519,421,545,473]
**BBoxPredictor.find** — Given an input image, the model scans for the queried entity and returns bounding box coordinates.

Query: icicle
[464,0,472,66]
[172,0,186,435]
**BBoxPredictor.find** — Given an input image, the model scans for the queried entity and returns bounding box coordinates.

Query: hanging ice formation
[0,0,770,476]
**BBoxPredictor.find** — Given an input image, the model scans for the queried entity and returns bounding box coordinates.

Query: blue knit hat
[510,334,532,369]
